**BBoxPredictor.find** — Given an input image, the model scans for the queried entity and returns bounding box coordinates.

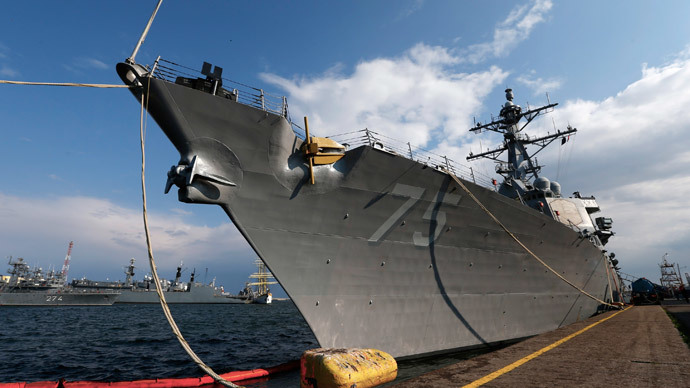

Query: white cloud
[0,192,249,278]
[547,56,690,160]
[0,43,20,77]
[84,58,108,70]
[463,0,552,64]
[396,0,425,21]
[258,0,554,163]
[515,54,690,280]
[260,0,554,156]
[0,65,18,78]
[62,57,109,75]
[516,70,562,96]
[170,208,193,216]
[262,43,508,149]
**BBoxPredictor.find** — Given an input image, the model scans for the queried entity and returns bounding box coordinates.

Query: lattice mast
[467,89,576,199]
[659,253,684,292]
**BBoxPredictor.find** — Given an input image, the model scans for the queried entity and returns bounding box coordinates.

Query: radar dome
[550,181,562,196]
[534,177,550,191]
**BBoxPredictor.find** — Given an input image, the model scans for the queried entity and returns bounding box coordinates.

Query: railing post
[260,89,265,111]
[149,55,161,77]
[365,128,372,146]
[407,142,413,159]
[470,167,476,184]
[282,96,288,117]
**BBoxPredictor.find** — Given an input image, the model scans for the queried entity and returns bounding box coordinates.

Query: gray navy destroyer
[71,258,246,304]
[1,243,119,306]
[117,56,621,358]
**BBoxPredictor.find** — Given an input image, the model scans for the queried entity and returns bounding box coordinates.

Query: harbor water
[0,301,316,385]
[0,300,489,386]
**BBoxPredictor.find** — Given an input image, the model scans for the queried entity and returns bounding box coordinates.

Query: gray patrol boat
[116,57,621,358]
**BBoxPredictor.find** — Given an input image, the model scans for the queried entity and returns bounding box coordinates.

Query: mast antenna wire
[563,130,577,183]
[128,0,164,64]
[139,80,243,388]
[553,118,563,181]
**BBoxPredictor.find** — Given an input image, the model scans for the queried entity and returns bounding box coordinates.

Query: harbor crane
[60,241,73,286]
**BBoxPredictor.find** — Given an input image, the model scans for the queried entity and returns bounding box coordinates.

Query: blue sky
[2,0,690,295]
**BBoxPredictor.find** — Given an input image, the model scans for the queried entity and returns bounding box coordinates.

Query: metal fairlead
[301,116,346,184]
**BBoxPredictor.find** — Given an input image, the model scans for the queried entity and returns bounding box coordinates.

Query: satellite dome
[550,181,561,196]
[534,177,550,191]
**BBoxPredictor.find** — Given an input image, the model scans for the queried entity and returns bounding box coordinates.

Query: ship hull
[72,283,246,304]
[0,291,118,306]
[114,287,246,304]
[118,64,613,358]
[252,293,272,304]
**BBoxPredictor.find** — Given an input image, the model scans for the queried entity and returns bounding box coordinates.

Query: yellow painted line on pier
[462,306,633,388]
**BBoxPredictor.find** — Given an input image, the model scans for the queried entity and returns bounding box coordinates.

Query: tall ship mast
[117,52,621,357]
[245,259,278,304]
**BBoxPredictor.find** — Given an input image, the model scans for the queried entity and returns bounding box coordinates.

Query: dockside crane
[61,241,73,286]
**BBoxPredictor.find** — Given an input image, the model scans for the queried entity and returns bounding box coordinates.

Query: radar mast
[467,88,576,200]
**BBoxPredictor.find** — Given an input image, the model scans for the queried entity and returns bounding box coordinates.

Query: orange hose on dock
[0,360,299,388]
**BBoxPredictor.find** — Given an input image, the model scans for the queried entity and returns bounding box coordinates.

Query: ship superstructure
[467,89,615,246]
[116,57,621,358]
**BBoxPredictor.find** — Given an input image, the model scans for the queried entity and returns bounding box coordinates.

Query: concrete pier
[394,305,690,387]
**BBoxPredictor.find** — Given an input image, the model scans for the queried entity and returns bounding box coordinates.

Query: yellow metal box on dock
[300,348,397,388]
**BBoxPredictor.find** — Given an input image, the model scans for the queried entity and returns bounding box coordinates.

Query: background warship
[116,57,621,358]
[1,243,119,306]
[71,258,246,304]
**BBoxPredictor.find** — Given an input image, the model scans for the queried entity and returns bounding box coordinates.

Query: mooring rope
[0,75,243,385]
[604,257,615,304]
[138,83,243,388]
[0,80,132,88]
[443,169,618,309]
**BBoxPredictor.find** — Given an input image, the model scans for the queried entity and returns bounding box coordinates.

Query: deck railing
[152,58,289,117]
[150,58,495,190]
[318,128,496,188]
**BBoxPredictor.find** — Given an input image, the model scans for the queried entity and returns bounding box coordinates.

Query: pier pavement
[393,304,690,387]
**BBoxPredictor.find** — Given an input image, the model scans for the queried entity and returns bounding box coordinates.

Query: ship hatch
[548,199,582,225]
